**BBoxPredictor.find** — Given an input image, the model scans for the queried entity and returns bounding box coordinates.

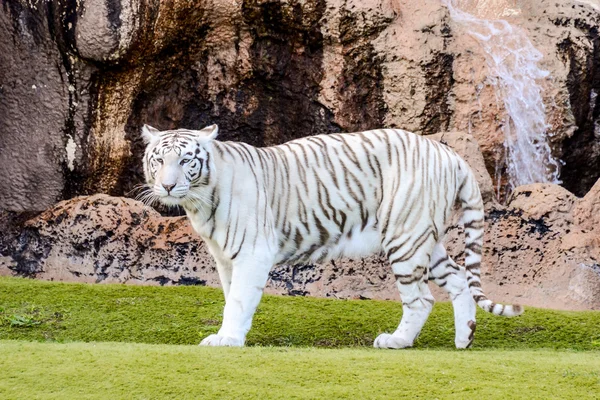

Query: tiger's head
[141,124,218,208]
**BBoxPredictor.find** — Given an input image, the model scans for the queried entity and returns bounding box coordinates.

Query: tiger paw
[373,333,413,349]
[199,334,244,347]
[455,320,476,349]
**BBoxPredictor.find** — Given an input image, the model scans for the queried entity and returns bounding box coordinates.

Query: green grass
[0,276,599,350]
[2,277,600,399]
[1,341,599,399]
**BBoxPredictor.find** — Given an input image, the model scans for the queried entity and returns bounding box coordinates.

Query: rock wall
[1,0,600,213]
[1,0,600,310]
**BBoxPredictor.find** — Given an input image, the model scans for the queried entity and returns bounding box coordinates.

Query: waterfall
[442,0,561,195]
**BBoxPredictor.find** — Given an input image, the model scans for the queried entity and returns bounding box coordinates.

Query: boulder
[6,194,218,286]
[573,178,600,233]
[508,184,576,226]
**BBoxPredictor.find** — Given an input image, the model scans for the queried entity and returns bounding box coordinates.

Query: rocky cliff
[1,0,599,309]
[1,0,599,212]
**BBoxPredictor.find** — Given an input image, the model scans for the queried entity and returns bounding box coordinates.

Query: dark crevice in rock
[62,69,100,200]
[2,0,47,46]
[337,7,391,131]
[117,0,341,200]
[558,27,600,197]
[177,276,207,286]
[421,52,454,135]
[106,0,122,54]
[46,0,78,53]
[236,0,339,145]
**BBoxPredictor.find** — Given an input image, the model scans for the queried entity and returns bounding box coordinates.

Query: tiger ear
[141,124,160,144]
[197,124,219,141]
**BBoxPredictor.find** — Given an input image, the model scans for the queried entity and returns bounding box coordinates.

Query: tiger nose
[162,183,176,193]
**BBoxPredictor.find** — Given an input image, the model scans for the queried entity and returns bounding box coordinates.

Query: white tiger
[140,124,523,349]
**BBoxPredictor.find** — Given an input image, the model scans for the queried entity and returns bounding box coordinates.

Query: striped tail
[458,164,523,317]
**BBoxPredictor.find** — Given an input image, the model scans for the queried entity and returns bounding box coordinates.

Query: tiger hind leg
[430,242,477,349]
[374,236,436,349]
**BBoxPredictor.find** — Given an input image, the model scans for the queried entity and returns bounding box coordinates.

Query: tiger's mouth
[157,193,185,206]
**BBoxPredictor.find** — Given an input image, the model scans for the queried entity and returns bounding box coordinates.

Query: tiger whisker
[187,191,214,208]
[128,183,152,197]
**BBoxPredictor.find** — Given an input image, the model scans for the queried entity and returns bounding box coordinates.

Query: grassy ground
[2,277,600,399]
[1,277,599,350]
[1,341,599,399]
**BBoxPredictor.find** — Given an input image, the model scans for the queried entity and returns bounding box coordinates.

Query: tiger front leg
[200,254,273,347]
[215,260,233,301]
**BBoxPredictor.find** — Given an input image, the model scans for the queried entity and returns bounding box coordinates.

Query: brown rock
[2,0,600,311]
[508,184,576,226]
[2,0,600,213]
[5,194,218,286]
[3,187,599,310]
[573,177,600,233]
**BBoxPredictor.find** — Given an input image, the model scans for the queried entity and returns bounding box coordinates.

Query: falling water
[442,0,561,195]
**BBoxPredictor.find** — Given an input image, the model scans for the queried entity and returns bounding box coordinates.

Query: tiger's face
[141,124,218,207]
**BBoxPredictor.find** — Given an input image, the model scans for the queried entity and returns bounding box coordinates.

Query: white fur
[314,218,381,262]
[142,125,522,349]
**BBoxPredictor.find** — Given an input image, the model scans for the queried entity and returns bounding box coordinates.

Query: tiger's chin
[157,194,185,207]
